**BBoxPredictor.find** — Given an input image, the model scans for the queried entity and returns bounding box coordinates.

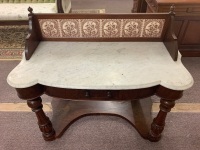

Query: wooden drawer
[45,86,157,100]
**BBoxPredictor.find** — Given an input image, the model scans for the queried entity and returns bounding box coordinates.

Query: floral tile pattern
[61,19,80,38]
[82,19,100,38]
[122,19,143,37]
[143,19,164,37]
[39,19,165,39]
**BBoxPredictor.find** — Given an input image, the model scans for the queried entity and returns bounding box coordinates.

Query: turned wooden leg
[148,98,175,142]
[27,97,55,141]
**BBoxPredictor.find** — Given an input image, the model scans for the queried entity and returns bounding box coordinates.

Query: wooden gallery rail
[7,7,193,142]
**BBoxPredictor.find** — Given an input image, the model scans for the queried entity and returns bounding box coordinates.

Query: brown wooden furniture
[132,0,147,13]
[7,7,193,142]
[133,0,200,57]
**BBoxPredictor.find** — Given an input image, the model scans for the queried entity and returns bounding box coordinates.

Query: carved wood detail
[148,99,175,141]
[25,7,41,60]
[27,97,56,141]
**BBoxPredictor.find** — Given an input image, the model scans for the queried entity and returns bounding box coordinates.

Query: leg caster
[148,98,175,142]
[27,97,56,141]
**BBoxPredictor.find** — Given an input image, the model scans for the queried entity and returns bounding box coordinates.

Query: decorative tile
[39,19,60,38]
[143,19,165,38]
[122,19,143,37]
[102,19,121,38]
[81,19,100,38]
[60,19,80,38]
[38,18,165,39]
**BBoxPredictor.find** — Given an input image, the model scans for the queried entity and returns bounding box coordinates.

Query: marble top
[0,3,56,20]
[7,42,193,90]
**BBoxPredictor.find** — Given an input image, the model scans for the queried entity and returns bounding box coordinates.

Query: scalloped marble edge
[7,42,194,91]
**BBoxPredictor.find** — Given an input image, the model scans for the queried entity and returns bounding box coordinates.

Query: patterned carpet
[0,9,105,60]
[0,25,28,60]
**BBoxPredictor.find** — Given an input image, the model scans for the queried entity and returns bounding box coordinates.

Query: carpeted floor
[0,112,200,150]
[0,25,28,60]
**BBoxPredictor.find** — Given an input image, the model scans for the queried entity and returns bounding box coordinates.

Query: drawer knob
[107,91,112,98]
[85,91,90,97]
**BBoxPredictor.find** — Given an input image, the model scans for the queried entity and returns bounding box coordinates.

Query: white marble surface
[7,42,193,90]
[0,4,56,20]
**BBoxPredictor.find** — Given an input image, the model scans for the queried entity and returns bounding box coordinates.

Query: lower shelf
[51,98,153,139]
